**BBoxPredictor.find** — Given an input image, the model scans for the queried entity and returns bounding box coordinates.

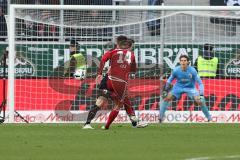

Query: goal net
[4,5,240,123]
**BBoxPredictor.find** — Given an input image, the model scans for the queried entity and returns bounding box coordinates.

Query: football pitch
[0,123,240,160]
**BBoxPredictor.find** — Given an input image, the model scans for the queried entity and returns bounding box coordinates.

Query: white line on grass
[185,155,240,160]
[225,155,240,159]
[185,157,210,160]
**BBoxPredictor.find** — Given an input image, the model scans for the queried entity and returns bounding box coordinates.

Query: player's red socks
[124,99,135,116]
[125,106,135,116]
[105,109,119,129]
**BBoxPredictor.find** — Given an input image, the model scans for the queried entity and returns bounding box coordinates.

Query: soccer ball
[74,69,86,80]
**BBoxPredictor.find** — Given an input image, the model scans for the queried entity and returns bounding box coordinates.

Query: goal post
[8,5,16,123]
[6,4,240,123]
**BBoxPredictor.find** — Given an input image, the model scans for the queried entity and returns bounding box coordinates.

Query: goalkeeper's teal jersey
[167,66,204,95]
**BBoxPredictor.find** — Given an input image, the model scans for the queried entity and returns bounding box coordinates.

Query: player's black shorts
[97,74,111,99]
[99,74,108,90]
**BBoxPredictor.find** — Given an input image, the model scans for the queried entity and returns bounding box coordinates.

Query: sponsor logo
[28,47,49,52]
[225,59,240,77]
[53,47,199,70]
[12,111,240,123]
[213,47,232,51]
[0,54,35,76]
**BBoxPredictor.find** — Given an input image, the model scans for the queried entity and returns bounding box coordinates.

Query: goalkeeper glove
[199,95,206,104]
[162,91,168,99]
[199,95,204,100]
[164,83,173,92]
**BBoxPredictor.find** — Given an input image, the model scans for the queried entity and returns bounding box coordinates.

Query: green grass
[0,123,240,160]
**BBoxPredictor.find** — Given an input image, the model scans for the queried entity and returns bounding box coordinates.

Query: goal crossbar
[9,4,240,11]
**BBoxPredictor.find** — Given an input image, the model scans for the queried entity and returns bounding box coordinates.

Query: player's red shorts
[99,74,131,107]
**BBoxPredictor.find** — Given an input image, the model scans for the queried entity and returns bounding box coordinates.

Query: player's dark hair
[126,38,134,48]
[128,38,135,44]
[119,38,134,49]
[204,43,213,51]
[179,54,190,62]
[116,35,128,45]
[70,39,79,47]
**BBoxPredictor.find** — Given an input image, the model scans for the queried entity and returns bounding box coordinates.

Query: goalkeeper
[159,55,212,123]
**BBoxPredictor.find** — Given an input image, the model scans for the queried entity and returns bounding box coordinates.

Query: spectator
[236,49,240,59]
[63,0,112,40]
[146,0,163,36]
[225,0,240,6]
[23,15,35,37]
[64,39,87,78]
[64,39,88,110]
[210,0,239,36]
[224,0,240,36]
[0,6,7,41]
[194,44,220,78]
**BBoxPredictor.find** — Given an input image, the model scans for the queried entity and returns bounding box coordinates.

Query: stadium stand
[0,0,7,41]
[0,0,239,43]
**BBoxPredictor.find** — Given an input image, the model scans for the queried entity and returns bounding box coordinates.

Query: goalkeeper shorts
[171,86,199,99]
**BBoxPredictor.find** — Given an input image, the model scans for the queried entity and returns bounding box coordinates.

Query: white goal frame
[7,4,240,123]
